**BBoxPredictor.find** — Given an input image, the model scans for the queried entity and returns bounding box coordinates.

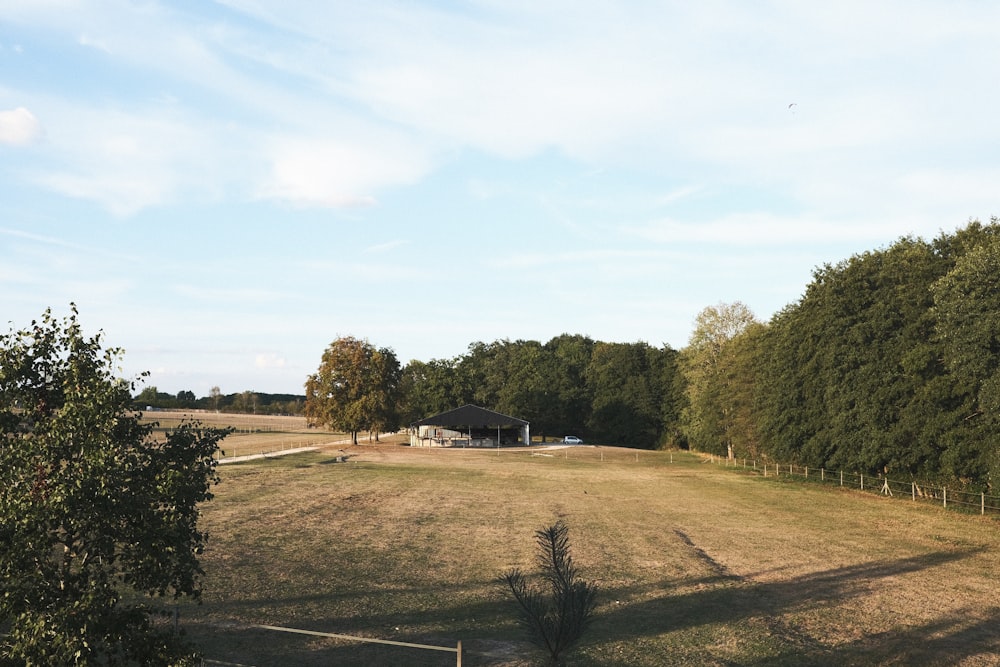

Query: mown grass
[175,444,1000,666]
[139,410,348,458]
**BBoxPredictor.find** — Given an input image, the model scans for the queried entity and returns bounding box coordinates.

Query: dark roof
[414,404,528,427]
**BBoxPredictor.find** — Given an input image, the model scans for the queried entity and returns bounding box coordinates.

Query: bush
[500,520,598,666]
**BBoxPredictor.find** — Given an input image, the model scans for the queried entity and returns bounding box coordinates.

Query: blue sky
[2,1,1000,397]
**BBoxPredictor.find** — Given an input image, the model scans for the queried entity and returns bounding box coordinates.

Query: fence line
[707,454,1000,516]
[254,624,462,666]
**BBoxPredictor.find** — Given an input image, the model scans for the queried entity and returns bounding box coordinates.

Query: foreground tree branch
[0,306,231,665]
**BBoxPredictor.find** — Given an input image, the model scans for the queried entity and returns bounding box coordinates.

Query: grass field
[140,410,350,459]
[173,441,1000,666]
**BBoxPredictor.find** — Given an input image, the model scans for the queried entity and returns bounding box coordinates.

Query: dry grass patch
[176,445,1000,666]
[140,410,348,457]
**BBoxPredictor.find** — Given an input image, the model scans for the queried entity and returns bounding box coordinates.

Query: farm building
[410,404,530,448]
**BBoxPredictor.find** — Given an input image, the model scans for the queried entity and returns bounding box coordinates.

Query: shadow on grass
[181,578,527,666]
[586,546,990,666]
[185,547,990,666]
[746,606,1000,666]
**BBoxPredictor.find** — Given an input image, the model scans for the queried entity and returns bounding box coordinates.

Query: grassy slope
[178,444,1000,666]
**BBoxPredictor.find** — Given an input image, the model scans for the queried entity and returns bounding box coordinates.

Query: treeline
[399,336,686,448]
[301,334,685,449]
[133,385,305,415]
[687,219,1000,491]
[149,218,1000,489]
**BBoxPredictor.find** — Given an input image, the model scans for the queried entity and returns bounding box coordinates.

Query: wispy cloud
[77,33,111,54]
[364,239,409,254]
[171,284,296,304]
[0,107,42,145]
[627,214,912,247]
[255,353,286,369]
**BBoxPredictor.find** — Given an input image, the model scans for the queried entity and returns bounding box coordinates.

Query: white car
[563,436,583,444]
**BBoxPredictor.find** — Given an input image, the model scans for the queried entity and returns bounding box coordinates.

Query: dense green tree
[304,336,401,445]
[364,346,403,441]
[491,340,559,439]
[715,321,765,459]
[749,221,1000,487]
[459,340,503,410]
[399,357,465,423]
[134,385,176,408]
[400,335,682,448]
[544,334,596,438]
[585,341,668,448]
[755,240,946,473]
[931,231,1000,484]
[0,307,229,665]
[176,389,196,407]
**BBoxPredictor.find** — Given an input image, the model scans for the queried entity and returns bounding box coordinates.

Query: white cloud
[0,107,42,145]
[261,135,431,208]
[255,353,286,369]
[2,0,992,223]
[78,33,111,54]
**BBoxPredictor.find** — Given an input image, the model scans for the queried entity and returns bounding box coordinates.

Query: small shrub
[500,520,598,666]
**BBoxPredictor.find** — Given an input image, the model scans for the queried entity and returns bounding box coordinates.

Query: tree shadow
[182,547,991,666]
[747,606,1000,666]
[179,577,530,666]
[586,546,990,665]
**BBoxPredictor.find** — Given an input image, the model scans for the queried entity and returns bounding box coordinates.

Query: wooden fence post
[912,482,916,501]
[982,492,986,515]
[840,470,843,486]
[943,487,947,508]
[860,474,864,491]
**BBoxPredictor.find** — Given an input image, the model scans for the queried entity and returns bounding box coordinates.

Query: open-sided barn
[410,404,530,448]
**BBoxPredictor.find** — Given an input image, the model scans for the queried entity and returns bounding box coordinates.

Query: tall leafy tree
[681,302,758,457]
[0,306,229,665]
[753,221,1000,485]
[586,341,668,448]
[544,334,596,438]
[304,336,401,444]
[364,346,403,441]
[492,340,558,438]
[399,358,463,423]
[932,231,1000,484]
[715,321,765,459]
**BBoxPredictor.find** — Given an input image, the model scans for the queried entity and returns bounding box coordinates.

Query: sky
[2,1,1000,397]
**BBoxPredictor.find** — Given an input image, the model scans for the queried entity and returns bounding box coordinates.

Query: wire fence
[706,455,1000,516]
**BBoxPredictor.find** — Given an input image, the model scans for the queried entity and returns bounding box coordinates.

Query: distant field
[175,444,1000,666]
[140,410,350,459]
